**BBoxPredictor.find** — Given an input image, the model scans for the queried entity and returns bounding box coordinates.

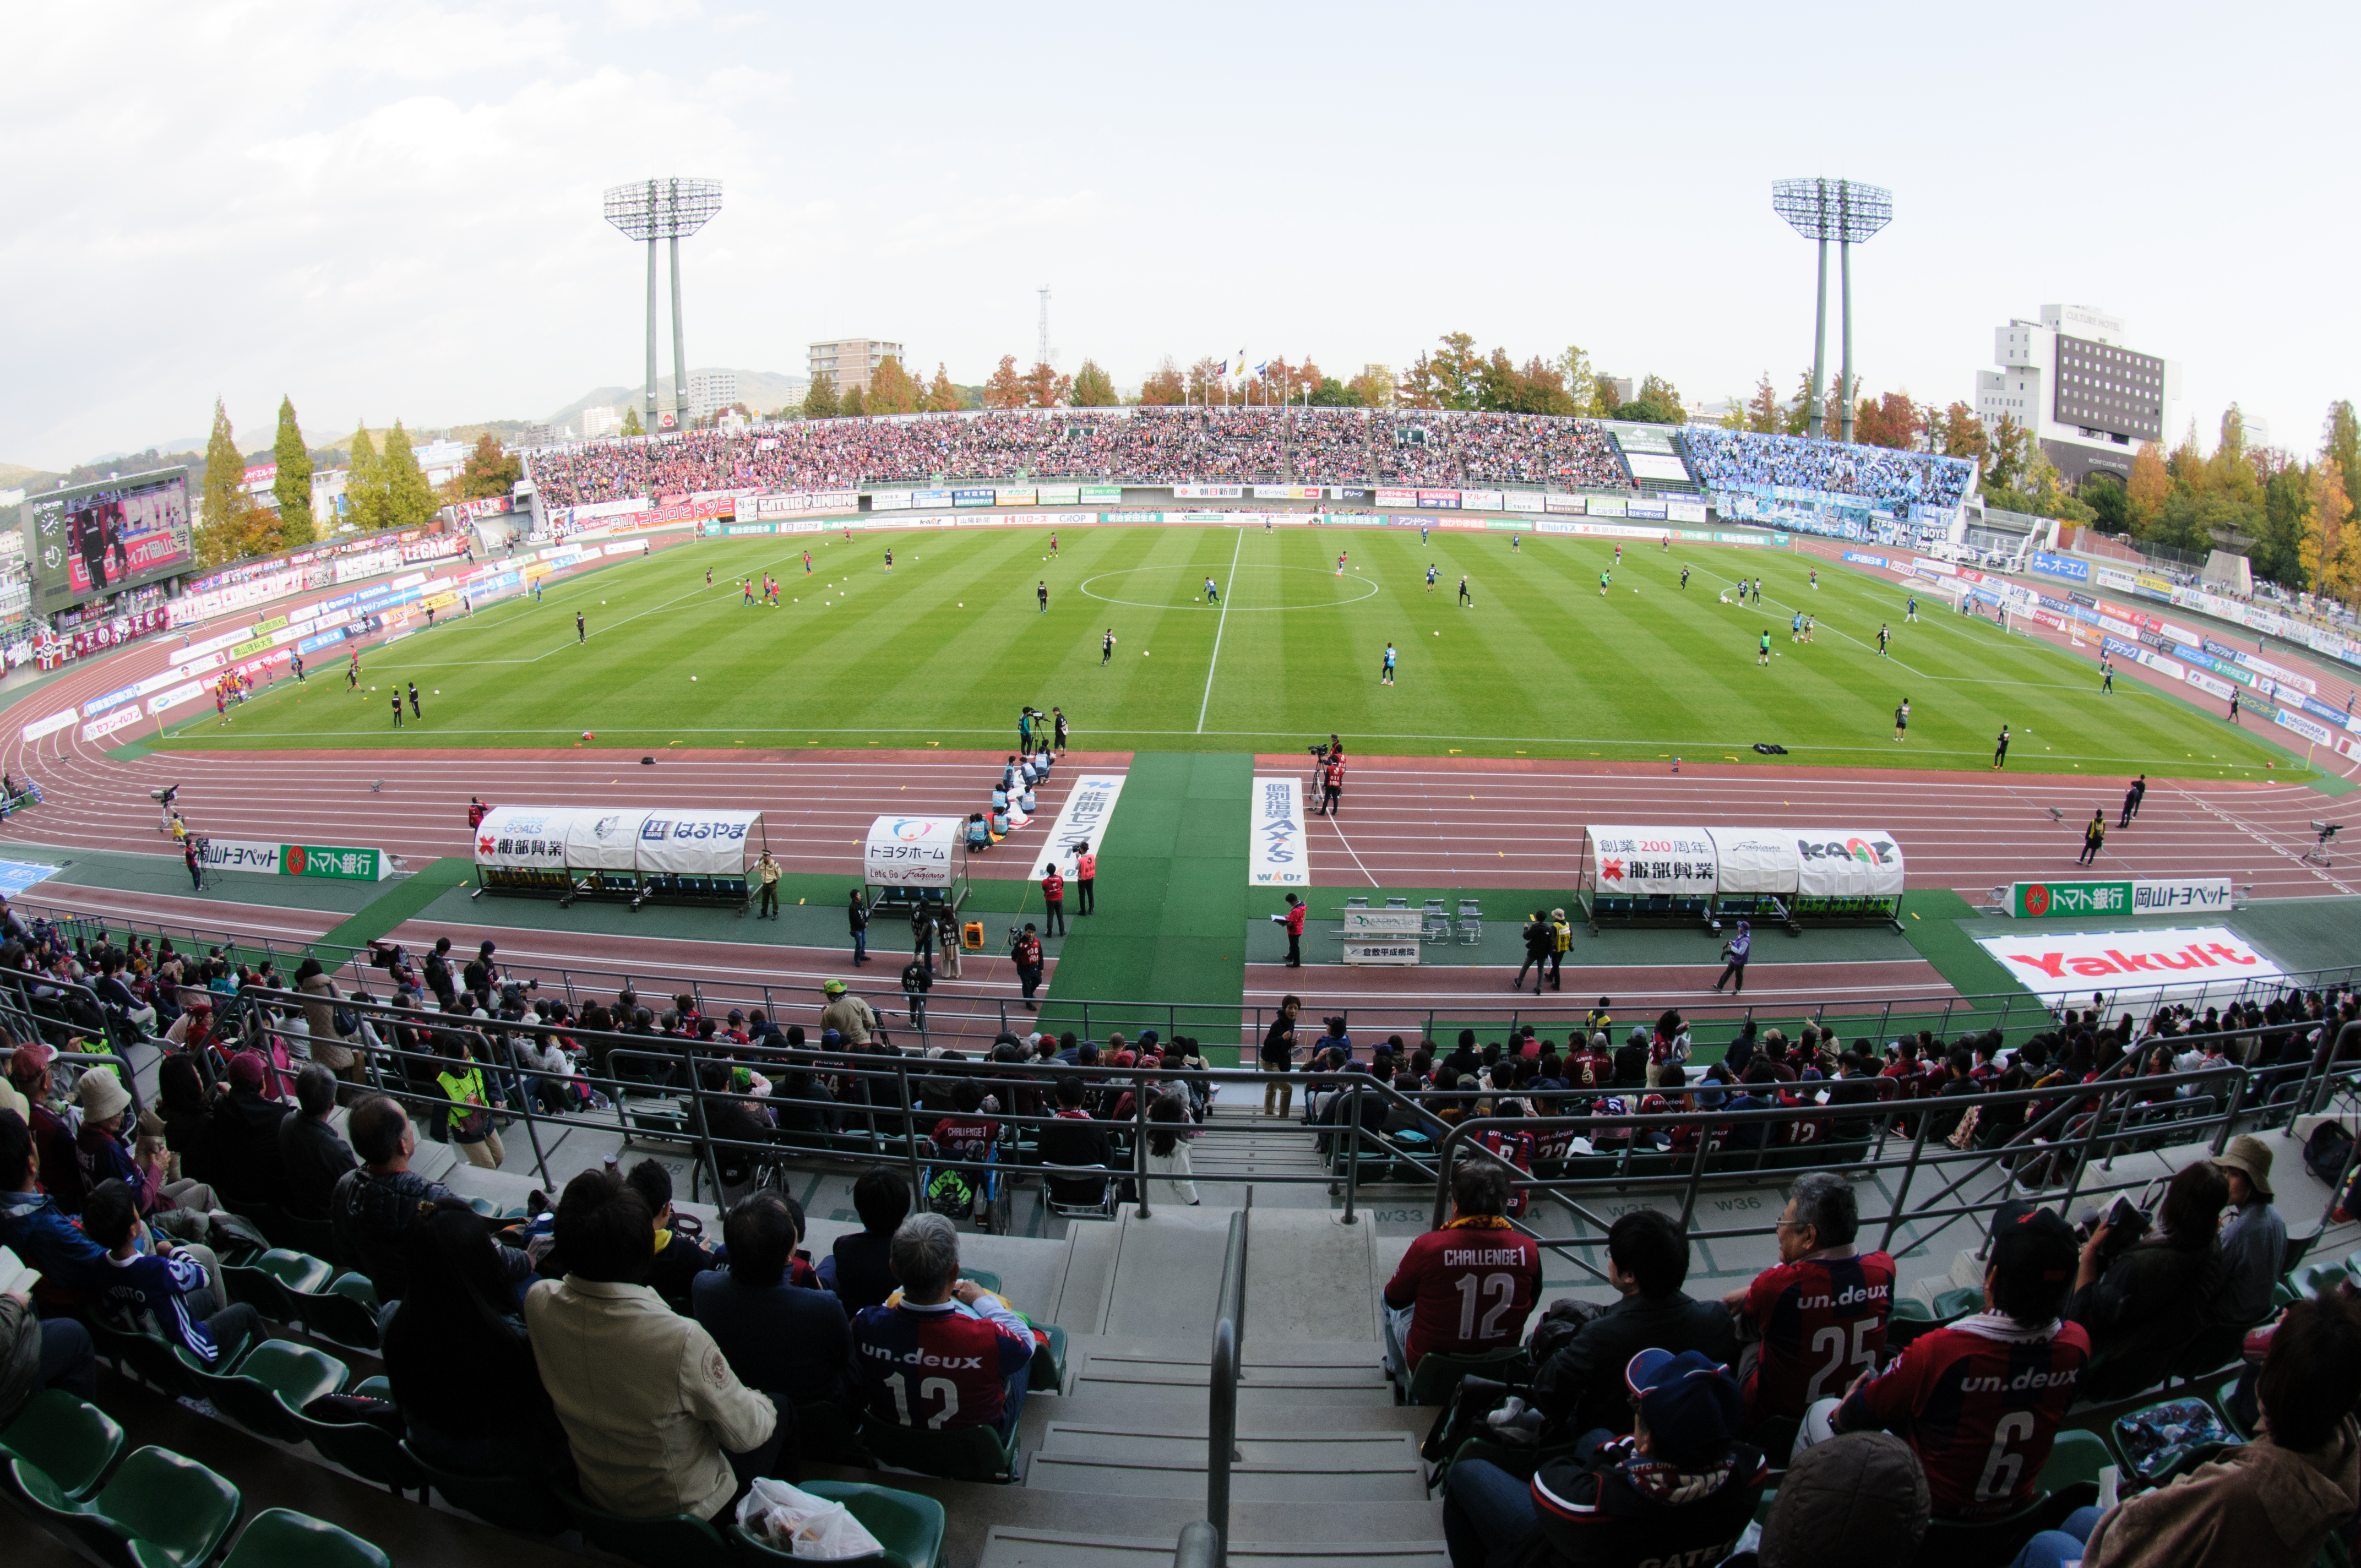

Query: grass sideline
[153,525,2305,780]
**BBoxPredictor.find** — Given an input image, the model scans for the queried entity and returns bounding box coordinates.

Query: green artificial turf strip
[153,526,2305,780]
[318,855,480,951]
[1037,752,1251,1050]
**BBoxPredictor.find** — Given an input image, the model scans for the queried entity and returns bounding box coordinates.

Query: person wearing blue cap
[1443,1348,1768,1567]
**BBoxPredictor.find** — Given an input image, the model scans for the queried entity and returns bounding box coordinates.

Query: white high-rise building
[1975,304,2182,487]
[687,369,740,423]
[579,405,622,440]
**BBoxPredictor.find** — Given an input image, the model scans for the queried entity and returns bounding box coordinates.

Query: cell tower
[1037,286,1052,369]
[1771,178,1892,444]
[602,178,724,431]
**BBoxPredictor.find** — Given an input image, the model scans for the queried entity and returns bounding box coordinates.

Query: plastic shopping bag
[735,1477,885,1560]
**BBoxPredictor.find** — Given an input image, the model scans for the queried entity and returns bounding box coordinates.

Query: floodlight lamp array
[602,177,725,241]
[1770,178,1892,244]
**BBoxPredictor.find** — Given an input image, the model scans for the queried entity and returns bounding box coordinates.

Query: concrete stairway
[1189,1098,1343,1210]
[794,1203,1446,1567]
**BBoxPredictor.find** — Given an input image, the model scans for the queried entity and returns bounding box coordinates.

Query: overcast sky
[6,1,2352,469]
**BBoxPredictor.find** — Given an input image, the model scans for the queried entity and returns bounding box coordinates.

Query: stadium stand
[4,901,2359,1566]
[1677,427,1976,509]
[526,407,1634,507]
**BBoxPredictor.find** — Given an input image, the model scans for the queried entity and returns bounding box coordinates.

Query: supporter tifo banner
[1247,775,1307,885]
[1041,772,1126,866]
[2006,878,2233,918]
[197,839,390,880]
[1974,925,2282,1006]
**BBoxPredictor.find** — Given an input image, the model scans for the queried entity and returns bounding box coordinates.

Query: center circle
[1077,564,1382,612]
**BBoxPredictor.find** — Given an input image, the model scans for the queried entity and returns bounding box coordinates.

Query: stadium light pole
[1771,178,1892,444]
[603,178,724,431]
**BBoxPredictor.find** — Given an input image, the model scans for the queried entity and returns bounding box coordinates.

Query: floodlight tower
[602,178,724,430]
[1771,178,1892,443]
[1037,286,1052,369]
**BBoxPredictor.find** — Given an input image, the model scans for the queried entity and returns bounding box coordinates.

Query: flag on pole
[1213,360,1227,377]
[1236,349,1247,377]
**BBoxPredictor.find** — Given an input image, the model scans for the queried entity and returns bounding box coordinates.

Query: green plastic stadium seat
[2037,1430,2116,1493]
[1930,1286,1984,1320]
[12,1445,243,1568]
[557,1484,737,1568]
[1916,1483,2097,1568]
[177,1338,349,1445]
[731,1479,946,1568]
[289,1275,383,1353]
[855,1415,1019,1484]
[107,1324,208,1402]
[219,1507,393,1568]
[400,1441,570,1534]
[961,1268,1003,1297]
[285,1401,425,1499]
[1401,1347,1528,1407]
[0,1390,126,1500]
[1028,1322,1069,1394]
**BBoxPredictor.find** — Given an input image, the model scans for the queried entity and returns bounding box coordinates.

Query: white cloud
[4,1,2357,472]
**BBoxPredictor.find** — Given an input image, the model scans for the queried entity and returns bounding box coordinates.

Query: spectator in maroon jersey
[1382,1161,1542,1380]
[1722,1172,1896,1431]
[1796,1207,2088,1515]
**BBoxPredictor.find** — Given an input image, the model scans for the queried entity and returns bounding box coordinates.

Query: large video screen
[29,470,192,602]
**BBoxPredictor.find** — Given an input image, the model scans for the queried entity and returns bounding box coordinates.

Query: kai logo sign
[1974,925,2282,1005]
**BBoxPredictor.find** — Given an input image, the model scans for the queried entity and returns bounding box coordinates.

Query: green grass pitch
[154,525,2306,779]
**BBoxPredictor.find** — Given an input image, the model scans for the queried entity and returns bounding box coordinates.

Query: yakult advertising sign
[1974,925,2283,1007]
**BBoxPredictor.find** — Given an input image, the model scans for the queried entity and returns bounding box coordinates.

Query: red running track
[1264,753,2360,898]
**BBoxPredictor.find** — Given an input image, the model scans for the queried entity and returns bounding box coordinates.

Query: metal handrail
[1207,1204,1249,1568]
[1173,1522,1218,1568]
[205,986,2358,1275]
[25,892,2359,1058]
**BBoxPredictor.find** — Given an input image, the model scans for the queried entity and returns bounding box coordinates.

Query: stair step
[1035,1421,1419,1469]
[981,1528,1448,1566]
[1072,1348,1391,1408]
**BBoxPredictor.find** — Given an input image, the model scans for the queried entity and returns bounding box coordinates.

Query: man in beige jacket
[820,979,878,1047]
[526,1166,779,1521]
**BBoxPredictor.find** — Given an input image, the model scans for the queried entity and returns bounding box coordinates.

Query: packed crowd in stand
[1678,427,1976,509]
[525,407,1633,507]
[2,888,2359,1565]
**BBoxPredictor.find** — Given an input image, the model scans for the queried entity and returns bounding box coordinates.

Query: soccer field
[156,524,2304,778]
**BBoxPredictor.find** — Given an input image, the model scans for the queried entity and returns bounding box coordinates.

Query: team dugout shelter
[472,805,764,913]
[861,814,971,927]
[1577,824,1906,935]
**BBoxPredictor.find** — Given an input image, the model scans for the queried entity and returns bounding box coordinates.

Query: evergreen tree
[345,422,387,533]
[840,384,866,418]
[620,407,644,437]
[270,396,315,548]
[1070,358,1118,407]
[802,373,839,420]
[197,398,245,563]
[380,421,437,529]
